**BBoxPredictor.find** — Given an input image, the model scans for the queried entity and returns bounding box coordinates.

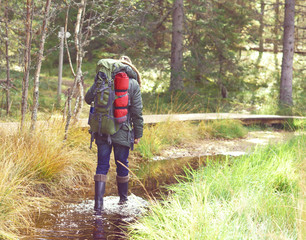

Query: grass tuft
[198,119,248,139]
[135,121,196,159]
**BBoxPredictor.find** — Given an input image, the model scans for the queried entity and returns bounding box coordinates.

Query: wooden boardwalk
[77,113,304,126]
[0,113,304,133]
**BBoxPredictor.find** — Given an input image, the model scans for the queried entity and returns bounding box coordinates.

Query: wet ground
[154,130,300,160]
[23,195,147,240]
[21,130,301,239]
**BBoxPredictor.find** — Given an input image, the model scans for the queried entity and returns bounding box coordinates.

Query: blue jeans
[96,142,130,177]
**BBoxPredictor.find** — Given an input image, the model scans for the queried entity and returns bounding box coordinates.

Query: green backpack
[88,59,136,148]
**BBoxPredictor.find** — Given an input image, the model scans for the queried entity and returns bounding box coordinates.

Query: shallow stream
[22,130,299,239]
[22,155,224,240]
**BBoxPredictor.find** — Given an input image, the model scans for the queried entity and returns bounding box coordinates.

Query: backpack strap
[90,131,95,149]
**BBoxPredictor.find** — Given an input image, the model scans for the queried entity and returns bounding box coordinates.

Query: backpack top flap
[96,58,139,83]
[96,59,125,81]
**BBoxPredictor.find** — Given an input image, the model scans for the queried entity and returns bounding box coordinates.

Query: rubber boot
[116,175,129,205]
[94,174,107,213]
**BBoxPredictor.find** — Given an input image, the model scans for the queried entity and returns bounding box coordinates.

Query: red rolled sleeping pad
[114,72,129,123]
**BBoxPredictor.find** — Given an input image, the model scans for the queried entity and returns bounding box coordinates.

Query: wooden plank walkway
[0,113,304,133]
[77,113,304,127]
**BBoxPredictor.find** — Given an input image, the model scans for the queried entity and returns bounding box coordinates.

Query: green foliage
[129,135,305,239]
[198,119,248,139]
[184,0,252,91]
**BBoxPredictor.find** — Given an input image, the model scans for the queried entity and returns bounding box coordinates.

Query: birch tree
[170,0,184,91]
[4,0,11,115]
[21,0,33,131]
[64,0,86,139]
[280,0,295,107]
[30,0,52,131]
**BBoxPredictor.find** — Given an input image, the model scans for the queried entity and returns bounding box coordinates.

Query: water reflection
[24,195,147,240]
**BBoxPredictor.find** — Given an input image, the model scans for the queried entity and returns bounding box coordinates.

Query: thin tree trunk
[218,54,227,98]
[74,80,84,121]
[170,0,184,91]
[63,95,68,123]
[259,0,265,53]
[73,0,86,121]
[274,0,280,81]
[64,6,76,77]
[21,0,33,131]
[256,0,265,65]
[31,0,52,131]
[274,0,280,55]
[4,1,11,115]
[57,27,64,108]
[280,0,295,107]
[64,0,85,139]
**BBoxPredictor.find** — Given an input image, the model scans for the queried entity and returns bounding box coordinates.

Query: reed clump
[0,121,95,239]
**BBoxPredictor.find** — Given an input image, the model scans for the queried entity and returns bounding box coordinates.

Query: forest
[0,0,305,125]
[0,0,305,239]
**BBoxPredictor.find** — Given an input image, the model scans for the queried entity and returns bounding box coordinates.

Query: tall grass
[129,135,305,240]
[135,119,248,159]
[0,121,95,239]
[198,119,248,139]
[135,121,196,159]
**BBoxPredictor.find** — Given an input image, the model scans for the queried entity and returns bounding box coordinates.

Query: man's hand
[134,138,140,144]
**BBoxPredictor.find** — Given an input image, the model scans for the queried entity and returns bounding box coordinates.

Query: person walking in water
[85,56,143,213]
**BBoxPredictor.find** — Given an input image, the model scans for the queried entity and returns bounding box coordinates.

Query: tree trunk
[64,0,85,139]
[64,6,76,77]
[21,0,33,131]
[280,0,295,107]
[259,0,265,53]
[170,0,184,91]
[73,80,84,121]
[4,1,11,115]
[218,54,228,98]
[57,27,64,108]
[274,0,280,55]
[274,0,280,81]
[256,0,265,65]
[31,0,52,131]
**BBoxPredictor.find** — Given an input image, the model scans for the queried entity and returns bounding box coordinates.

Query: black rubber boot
[94,174,107,213]
[116,175,129,205]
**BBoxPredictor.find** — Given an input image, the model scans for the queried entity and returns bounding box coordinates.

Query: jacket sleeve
[84,83,96,105]
[130,80,143,139]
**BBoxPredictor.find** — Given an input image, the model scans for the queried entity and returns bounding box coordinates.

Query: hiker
[85,56,143,213]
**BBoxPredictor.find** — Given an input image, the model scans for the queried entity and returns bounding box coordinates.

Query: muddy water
[22,155,224,240]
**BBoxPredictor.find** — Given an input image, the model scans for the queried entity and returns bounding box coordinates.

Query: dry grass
[0,120,95,239]
[198,119,248,139]
[135,121,196,159]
